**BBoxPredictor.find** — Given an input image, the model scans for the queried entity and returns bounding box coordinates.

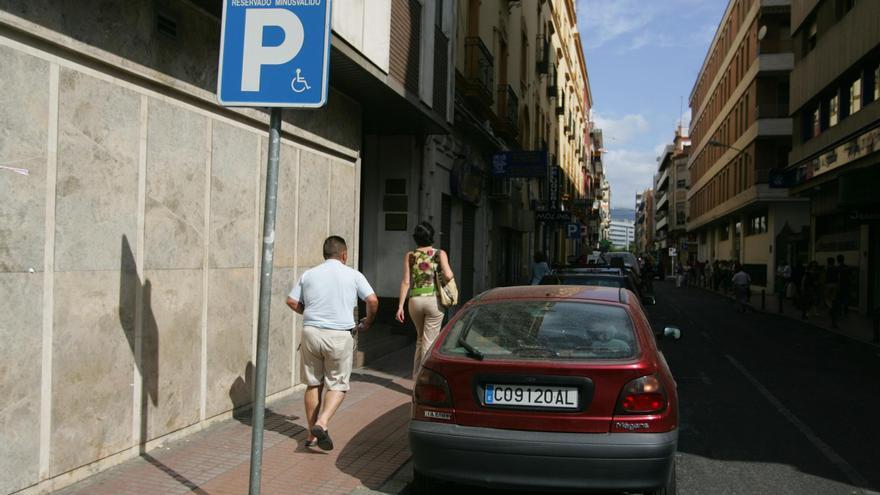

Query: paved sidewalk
[683,281,879,347]
[57,344,416,495]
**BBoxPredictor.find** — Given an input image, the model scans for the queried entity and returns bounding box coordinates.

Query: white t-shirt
[289,259,375,330]
[732,271,751,287]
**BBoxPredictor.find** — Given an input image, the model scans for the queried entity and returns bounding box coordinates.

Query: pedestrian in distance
[732,263,751,313]
[531,251,551,285]
[824,257,840,328]
[396,221,455,378]
[836,254,851,316]
[286,236,379,451]
[802,261,820,317]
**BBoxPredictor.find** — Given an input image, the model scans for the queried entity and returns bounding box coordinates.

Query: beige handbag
[434,251,459,308]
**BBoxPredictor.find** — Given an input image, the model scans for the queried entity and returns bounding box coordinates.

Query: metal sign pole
[248,107,283,495]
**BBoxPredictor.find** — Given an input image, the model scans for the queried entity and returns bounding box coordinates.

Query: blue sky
[577,0,728,209]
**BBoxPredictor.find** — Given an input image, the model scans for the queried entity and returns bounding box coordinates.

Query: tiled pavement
[58,344,416,495]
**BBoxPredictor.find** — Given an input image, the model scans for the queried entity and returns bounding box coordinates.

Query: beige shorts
[301,325,354,391]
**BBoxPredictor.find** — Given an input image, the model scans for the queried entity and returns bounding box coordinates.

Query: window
[441,301,637,360]
[875,64,879,101]
[383,179,408,231]
[720,224,730,241]
[829,94,839,126]
[850,77,862,114]
[435,0,444,28]
[747,214,768,235]
[805,21,817,54]
[812,107,821,137]
[677,179,687,189]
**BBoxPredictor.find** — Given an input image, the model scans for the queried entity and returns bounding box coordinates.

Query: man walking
[287,236,379,451]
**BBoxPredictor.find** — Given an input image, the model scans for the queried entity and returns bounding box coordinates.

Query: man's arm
[286,297,304,314]
[361,294,379,330]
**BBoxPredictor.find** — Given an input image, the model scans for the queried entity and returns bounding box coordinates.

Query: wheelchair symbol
[290,69,311,93]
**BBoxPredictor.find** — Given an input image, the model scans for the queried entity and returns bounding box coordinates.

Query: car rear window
[541,275,625,288]
[441,301,637,360]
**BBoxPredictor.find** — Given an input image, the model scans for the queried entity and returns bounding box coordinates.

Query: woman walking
[396,222,455,378]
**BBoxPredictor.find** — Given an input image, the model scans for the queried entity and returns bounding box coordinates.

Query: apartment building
[785,0,880,315]
[609,219,635,249]
[635,189,655,256]
[655,128,692,274]
[687,0,809,291]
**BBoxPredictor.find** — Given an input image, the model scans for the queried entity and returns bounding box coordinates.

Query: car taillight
[616,375,667,414]
[414,367,452,407]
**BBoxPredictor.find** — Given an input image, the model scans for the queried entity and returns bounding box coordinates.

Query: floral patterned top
[409,248,439,297]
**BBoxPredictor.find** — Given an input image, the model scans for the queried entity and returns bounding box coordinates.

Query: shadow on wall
[229,361,306,440]
[118,235,158,454]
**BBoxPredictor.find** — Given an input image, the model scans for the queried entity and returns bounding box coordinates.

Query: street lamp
[706,139,742,152]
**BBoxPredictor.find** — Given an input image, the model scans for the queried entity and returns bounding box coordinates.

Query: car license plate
[484,384,578,409]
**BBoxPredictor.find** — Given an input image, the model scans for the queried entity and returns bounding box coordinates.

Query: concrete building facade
[0,1,453,492]
[786,0,880,315]
[687,0,809,292]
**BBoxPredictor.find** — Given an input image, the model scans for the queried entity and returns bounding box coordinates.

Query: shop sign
[450,159,483,204]
[548,165,561,210]
[536,211,572,223]
[491,151,548,178]
[794,125,880,184]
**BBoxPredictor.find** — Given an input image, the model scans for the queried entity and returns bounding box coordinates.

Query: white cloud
[578,0,721,52]
[601,147,664,208]
[592,112,650,145]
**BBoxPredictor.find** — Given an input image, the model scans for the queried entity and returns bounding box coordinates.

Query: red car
[409,285,681,494]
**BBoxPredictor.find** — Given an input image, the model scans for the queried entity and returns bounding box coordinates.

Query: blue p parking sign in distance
[217,0,332,108]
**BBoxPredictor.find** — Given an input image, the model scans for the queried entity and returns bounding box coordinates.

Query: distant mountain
[610,208,635,222]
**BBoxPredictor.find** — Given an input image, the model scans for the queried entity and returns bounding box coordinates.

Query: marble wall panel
[209,123,258,269]
[55,69,140,272]
[0,273,42,493]
[296,150,330,266]
[267,268,294,395]
[329,160,357,256]
[141,269,202,440]
[293,267,305,387]
[260,138,299,268]
[206,268,254,418]
[51,270,135,476]
[0,46,49,273]
[144,99,207,270]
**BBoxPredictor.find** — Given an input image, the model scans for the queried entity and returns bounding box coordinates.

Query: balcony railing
[535,36,549,74]
[496,85,518,129]
[463,36,494,107]
[547,66,558,98]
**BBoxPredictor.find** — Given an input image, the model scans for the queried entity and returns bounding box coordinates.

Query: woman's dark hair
[412,221,435,247]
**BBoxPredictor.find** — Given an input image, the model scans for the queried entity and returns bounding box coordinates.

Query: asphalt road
[649,280,880,495]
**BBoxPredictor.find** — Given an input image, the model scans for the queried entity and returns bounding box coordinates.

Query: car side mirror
[662,326,681,341]
[642,295,656,306]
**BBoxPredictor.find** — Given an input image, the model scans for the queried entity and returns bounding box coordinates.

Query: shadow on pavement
[335,403,411,490]
[350,371,412,396]
[229,361,307,440]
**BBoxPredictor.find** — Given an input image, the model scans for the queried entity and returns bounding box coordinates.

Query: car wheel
[412,470,440,495]
[646,460,677,495]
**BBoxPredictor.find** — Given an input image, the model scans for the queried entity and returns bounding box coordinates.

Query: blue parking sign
[217,0,332,107]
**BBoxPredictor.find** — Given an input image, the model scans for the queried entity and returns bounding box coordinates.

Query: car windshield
[441,301,637,360]
[541,275,625,288]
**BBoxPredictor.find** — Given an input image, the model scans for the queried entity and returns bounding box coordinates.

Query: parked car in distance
[409,285,681,494]
[540,269,655,305]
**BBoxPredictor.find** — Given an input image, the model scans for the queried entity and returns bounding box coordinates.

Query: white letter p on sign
[241,9,304,92]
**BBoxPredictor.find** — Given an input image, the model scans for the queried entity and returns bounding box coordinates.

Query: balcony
[493,85,519,142]
[757,103,789,119]
[758,37,792,55]
[547,67,558,98]
[535,36,549,74]
[461,36,494,113]
[655,191,669,210]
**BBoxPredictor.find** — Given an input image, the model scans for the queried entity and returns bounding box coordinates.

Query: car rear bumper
[409,421,677,492]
